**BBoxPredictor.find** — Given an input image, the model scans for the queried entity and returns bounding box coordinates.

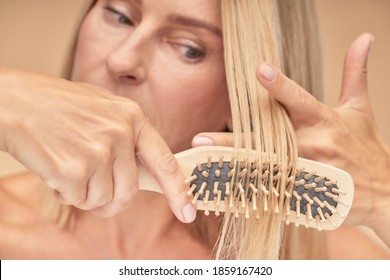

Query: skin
[0,1,389,259]
[1,0,231,220]
[0,0,228,258]
[69,0,231,216]
[193,33,390,250]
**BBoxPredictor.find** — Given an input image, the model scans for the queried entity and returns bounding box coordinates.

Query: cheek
[157,68,230,123]
[182,72,228,112]
[154,73,230,151]
[72,35,94,81]
[71,13,105,82]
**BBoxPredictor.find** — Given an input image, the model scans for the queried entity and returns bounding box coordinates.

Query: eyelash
[103,5,206,63]
[175,44,205,62]
[104,5,134,26]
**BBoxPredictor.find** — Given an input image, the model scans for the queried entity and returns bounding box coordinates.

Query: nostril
[119,75,138,83]
[126,75,137,80]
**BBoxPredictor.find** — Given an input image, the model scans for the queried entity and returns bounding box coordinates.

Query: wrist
[369,148,390,246]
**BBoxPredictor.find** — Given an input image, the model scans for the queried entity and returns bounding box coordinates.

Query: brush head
[181,146,354,231]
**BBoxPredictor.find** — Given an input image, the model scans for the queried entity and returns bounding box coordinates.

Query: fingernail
[259,64,276,82]
[192,136,213,147]
[182,203,196,223]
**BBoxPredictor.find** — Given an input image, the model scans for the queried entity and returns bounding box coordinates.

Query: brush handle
[137,146,354,231]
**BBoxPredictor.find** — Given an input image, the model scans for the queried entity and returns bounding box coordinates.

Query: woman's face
[71,0,230,152]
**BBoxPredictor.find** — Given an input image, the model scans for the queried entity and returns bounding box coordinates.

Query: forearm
[0,67,17,153]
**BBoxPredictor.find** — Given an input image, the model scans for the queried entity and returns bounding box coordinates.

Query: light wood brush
[138,146,354,231]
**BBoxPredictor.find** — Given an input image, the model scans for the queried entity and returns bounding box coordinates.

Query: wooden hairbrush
[137,146,354,231]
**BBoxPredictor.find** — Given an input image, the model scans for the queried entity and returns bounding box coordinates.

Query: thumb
[339,33,374,109]
[192,132,235,148]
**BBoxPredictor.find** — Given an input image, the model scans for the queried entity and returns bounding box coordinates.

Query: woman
[0,0,389,259]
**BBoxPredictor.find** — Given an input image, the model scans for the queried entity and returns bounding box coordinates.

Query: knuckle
[115,188,138,207]
[119,101,149,140]
[83,188,133,217]
[74,201,92,210]
[156,151,178,175]
[49,160,90,185]
[307,133,341,160]
[85,192,114,209]
[132,105,151,134]
[125,101,147,125]
[294,88,310,109]
[131,102,145,120]
[108,115,134,141]
[279,76,289,94]
[67,165,90,186]
[90,145,112,165]
[171,185,189,204]
[274,73,297,98]
[57,190,87,207]
[273,73,288,95]
[113,123,133,141]
[223,134,234,147]
[44,166,90,206]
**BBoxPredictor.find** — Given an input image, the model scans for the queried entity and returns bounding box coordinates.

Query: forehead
[119,0,221,23]
[92,0,222,38]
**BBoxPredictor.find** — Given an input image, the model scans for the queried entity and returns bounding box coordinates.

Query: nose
[106,31,148,84]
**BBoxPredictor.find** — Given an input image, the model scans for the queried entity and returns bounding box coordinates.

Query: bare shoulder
[0,172,50,257]
[326,225,390,259]
[0,171,43,194]
[0,172,46,223]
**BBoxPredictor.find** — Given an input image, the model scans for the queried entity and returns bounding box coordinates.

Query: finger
[52,185,86,206]
[339,33,374,108]
[135,117,196,223]
[192,132,234,147]
[74,161,114,211]
[91,153,138,217]
[46,171,88,207]
[256,63,327,127]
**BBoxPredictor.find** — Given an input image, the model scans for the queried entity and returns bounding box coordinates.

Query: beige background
[0,0,389,176]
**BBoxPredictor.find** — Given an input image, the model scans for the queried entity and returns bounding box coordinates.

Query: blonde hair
[213,0,324,259]
[50,0,325,259]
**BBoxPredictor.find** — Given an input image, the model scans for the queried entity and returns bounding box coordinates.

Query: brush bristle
[185,154,350,231]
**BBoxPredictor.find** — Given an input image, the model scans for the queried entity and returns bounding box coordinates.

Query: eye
[176,44,205,62]
[104,5,133,26]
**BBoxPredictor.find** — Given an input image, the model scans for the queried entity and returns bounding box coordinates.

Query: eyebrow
[168,14,222,37]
